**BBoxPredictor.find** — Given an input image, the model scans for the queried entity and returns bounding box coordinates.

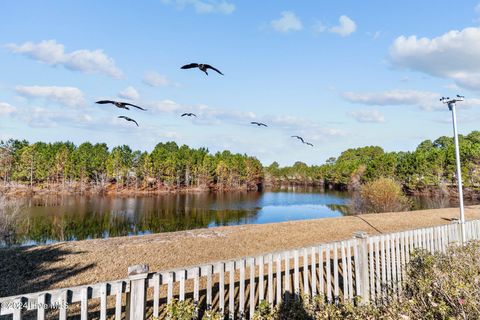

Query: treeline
[0,140,263,192]
[2,131,480,195]
[265,131,480,193]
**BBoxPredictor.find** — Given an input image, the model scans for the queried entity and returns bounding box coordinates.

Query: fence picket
[219,263,225,314]
[284,252,290,295]
[311,247,317,296]
[326,244,332,302]
[333,242,339,301]
[206,266,212,307]
[369,237,375,302]
[259,255,265,301]
[239,260,245,317]
[318,245,324,296]
[380,236,386,302]
[374,237,381,304]
[194,268,200,305]
[294,250,300,294]
[341,241,348,301]
[303,248,309,296]
[276,254,282,304]
[268,254,274,304]
[346,241,353,300]
[100,283,107,320]
[37,293,46,320]
[229,261,235,319]
[81,287,88,320]
[249,258,255,318]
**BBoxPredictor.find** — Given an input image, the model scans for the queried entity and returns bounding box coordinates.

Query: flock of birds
[95,63,314,147]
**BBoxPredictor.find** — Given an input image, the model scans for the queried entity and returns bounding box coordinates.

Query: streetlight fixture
[440,95,466,243]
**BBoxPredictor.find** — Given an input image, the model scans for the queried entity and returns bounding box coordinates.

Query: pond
[2,187,475,246]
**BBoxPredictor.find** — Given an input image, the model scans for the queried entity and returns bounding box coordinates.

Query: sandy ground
[1,205,480,297]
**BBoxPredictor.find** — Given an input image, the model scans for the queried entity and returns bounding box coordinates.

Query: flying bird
[118,116,139,126]
[305,142,314,147]
[181,113,197,117]
[251,121,267,127]
[181,63,224,76]
[291,135,305,143]
[96,100,147,111]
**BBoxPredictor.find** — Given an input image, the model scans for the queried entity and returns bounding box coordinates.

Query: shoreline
[1,205,480,297]
[2,181,480,200]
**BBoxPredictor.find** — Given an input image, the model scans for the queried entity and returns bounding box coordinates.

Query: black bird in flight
[181,113,197,117]
[305,142,314,147]
[181,63,224,76]
[291,135,305,143]
[251,121,267,127]
[118,116,139,126]
[96,100,147,111]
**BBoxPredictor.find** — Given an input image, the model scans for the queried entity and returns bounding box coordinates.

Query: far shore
[2,181,480,200]
[1,205,480,297]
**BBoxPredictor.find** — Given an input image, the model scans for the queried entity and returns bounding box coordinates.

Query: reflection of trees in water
[325,203,351,215]
[7,194,260,245]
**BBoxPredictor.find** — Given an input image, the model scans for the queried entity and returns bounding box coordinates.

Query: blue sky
[1,0,480,166]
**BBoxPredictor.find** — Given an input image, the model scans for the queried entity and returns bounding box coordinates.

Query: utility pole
[440,95,466,243]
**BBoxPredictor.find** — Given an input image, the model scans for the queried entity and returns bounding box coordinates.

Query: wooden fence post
[353,231,370,304]
[126,264,149,320]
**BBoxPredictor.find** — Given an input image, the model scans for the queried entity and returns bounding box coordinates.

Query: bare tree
[0,196,24,246]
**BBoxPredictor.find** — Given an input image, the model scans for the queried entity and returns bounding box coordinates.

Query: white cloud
[389,27,480,90]
[161,0,235,14]
[15,85,85,107]
[150,99,185,113]
[148,98,347,141]
[5,40,123,78]
[329,15,356,37]
[118,86,140,100]
[342,90,439,110]
[367,31,381,40]
[0,102,16,115]
[342,89,480,111]
[271,11,303,33]
[347,109,385,123]
[19,106,94,128]
[312,21,327,34]
[143,71,173,87]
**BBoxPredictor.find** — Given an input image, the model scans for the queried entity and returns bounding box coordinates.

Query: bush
[163,299,223,320]
[400,242,480,319]
[165,299,196,320]
[351,177,411,213]
[253,241,480,319]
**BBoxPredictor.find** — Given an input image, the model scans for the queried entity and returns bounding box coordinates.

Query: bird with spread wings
[118,116,139,126]
[96,100,147,111]
[251,121,268,127]
[181,63,224,76]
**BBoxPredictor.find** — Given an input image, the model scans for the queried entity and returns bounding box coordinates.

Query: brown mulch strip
[1,205,479,297]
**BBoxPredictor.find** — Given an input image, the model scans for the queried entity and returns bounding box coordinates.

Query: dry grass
[1,205,480,297]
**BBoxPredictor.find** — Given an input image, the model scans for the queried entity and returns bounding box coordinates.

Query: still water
[3,187,474,246]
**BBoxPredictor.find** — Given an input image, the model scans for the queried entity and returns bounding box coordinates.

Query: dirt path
[1,205,480,297]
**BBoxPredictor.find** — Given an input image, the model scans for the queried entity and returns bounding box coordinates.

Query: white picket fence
[1,219,479,320]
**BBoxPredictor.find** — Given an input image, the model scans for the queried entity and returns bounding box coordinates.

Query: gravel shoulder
[1,205,479,297]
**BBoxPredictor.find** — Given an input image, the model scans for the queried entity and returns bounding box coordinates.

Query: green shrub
[400,243,480,319]
[165,299,196,320]
[164,299,223,320]
[352,177,411,213]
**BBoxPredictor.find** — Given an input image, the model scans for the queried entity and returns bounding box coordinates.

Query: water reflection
[3,187,476,246]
